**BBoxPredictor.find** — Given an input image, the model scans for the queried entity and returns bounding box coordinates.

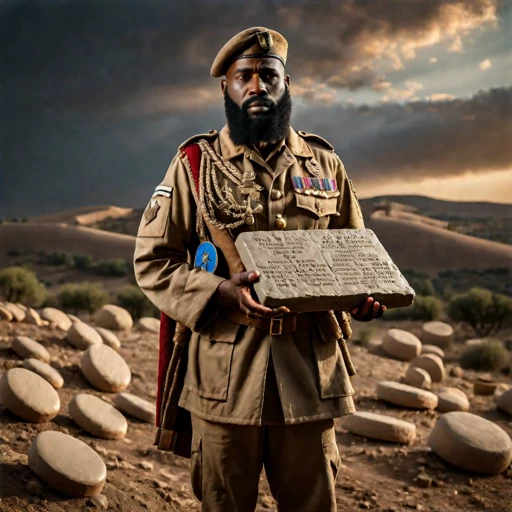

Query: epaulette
[178,130,219,151]
[297,130,334,152]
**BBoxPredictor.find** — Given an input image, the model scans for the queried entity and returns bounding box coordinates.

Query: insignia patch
[291,176,339,198]
[144,199,161,225]
[256,31,273,51]
[305,158,321,177]
[194,241,218,274]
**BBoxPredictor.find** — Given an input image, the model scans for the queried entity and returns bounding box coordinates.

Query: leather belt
[227,310,315,335]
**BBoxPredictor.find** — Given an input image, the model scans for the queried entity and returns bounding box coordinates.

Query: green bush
[448,287,512,336]
[45,251,75,267]
[73,254,94,270]
[384,295,441,322]
[116,286,159,320]
[460,339,510,372]
[356,325,377,347]
[93,259,128,277]
[408,277,435,297]
[0,266,46,306]
[57,283,109,315]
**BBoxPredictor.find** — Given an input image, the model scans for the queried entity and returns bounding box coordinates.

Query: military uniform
[134,27,364,512]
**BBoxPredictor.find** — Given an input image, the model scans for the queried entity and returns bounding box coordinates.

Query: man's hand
[215,270,290,319]
[351,297,386,322]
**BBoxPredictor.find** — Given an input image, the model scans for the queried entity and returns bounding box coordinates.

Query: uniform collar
[219,125,314,160]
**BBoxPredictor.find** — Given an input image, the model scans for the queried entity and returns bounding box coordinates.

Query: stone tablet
[428,412,512,475]
[23,358,64,389]
[69,394,128,439]
[28,430,107,497]
[112,392,156,424]
[80,344,131,392]
[235,229,415,312]
[12,336,51,363]
[343,411,416,444]
[0,368,60,422]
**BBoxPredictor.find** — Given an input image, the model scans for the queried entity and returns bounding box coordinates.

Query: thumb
[237,270,260,286]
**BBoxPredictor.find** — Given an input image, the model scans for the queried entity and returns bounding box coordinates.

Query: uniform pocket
[310,324,354,399]
[190,432,203,501]
[295,194,338,229]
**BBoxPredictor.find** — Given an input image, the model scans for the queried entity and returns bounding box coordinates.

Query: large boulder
[23,358,64,389]
[41,308,72,331]
[136,317,160,334]
[93,327,121,351]
[112,393,156,424]
[28,431,106,497]
[420,321,453,347]
[0,368,60,422]
[437,387,470,413]
[12,336,50,363]
[2,302,26,322]
[67,322,103,350]
[428,412,512,475]
[409,354,445,383]
[80,344,131,392]
[69,394,128,439]
[376,381,438,409]
[93,305,133,331]
[382,329,421,361]
[343,411,416,444]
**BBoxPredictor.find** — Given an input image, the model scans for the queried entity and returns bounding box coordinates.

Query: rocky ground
[0,317,511,512]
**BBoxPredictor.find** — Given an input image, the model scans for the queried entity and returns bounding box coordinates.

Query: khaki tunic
[134,126,364,426]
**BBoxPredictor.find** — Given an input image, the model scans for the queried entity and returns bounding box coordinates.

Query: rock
[405,367,431,390]
[69,394,128,439]
[0,305,13,321]
[449,366,464,378]
[80,344,131,392]
[437,388,470,412]
[88,494,109,509]
[420,321,453,347]
[465,338,484,347]
[376,381,438,409]
[93,305,133,331]
[26,478,45,496]
[496,388,512,416]
[420,345,445,359]
[3,302,26,322]
[23,307,44,326]
[0,368,60,422]
[12,336,51,363]
[474,377,498,396]
[112,392,156,424]
[139,461,154,471]
[494,383,512,401]
[235,230,415,311]
[136,317,160,333]
[94,327,121,351]
[382,329,421,361]
[41,308,72,331]
[22,358,64,389]
[416,473,432,488]
[28,430,107,497]
[410,354,445,383]
[67,314,81,323]
[428,411,512,475]
[344,411,416,444]
[67,321,103,350]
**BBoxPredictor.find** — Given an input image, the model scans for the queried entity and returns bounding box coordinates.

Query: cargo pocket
[310,324,354,399]
[185,331,236,401]
[190,432,203,501]
[295,193,338,229]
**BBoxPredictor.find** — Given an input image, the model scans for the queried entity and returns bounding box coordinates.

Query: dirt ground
[0,318,511,512]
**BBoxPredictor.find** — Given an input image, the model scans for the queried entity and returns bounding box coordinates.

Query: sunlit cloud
[426,93,456,102]
[429,57,438,64]
[379,80,424,103]
[480,59,492,70]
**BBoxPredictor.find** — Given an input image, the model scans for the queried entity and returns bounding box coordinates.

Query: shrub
[0,266,46,306]
[93,259,128,277]
[383,295,441,322]
[460,339,510,372]
[57,283,109,315]
[45,251,75,267]
[116,285,159,320]
[356,326,377,348]
[408,277,435,297]
[448,287,512,336]
[73,254,94,270]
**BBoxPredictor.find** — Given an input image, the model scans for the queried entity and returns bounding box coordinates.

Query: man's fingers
[236,270,260,286]
[240,289,274,318]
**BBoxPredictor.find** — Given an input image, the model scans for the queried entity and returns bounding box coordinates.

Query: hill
[29,205,134,226]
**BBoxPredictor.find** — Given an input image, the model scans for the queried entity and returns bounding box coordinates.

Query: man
[134,27,385,512]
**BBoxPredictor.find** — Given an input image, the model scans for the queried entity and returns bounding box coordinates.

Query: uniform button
[275,214,287,230]
[270,190,283,201]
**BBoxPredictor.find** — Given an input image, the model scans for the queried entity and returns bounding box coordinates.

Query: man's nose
[248,75,267,96]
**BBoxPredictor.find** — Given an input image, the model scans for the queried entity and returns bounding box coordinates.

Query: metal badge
[256,31,273,51]
[194,241,218,274]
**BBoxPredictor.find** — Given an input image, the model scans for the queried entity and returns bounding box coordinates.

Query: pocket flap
[295,194,338,218]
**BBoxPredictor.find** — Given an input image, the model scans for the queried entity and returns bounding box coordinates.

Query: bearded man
[134,27,385,512]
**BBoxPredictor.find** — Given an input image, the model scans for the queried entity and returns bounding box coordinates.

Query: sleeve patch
[137,195,171,238]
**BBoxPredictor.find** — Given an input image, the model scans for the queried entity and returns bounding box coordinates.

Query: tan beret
[211,27,288,78]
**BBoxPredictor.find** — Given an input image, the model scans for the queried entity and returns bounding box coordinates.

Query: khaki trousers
[190,414,341,512]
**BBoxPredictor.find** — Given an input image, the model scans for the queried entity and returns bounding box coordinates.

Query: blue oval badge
[194,241,218,274]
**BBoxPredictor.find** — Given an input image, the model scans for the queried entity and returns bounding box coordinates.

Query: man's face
[221,57,292,146]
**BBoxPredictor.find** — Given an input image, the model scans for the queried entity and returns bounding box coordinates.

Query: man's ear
[284,75,290,87]
[221,79,227,95]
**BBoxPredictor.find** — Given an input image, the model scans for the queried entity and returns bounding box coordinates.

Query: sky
[0,0,511,217]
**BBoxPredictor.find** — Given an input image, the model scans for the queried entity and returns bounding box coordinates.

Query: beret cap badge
[256,31,273,51]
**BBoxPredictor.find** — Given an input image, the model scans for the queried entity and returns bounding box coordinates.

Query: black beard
[224,85,292,146]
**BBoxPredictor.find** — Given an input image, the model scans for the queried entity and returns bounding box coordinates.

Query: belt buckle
[270,317,283,336]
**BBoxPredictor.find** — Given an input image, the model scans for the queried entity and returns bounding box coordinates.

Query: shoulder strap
[182,141,245,276]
